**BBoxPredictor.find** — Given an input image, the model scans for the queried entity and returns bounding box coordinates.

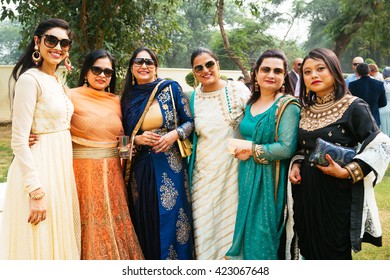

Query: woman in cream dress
[188,48,251,259]
[0,19,80,259]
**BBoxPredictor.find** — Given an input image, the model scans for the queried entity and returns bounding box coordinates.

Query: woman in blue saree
[121,47,194,260]
[225,50,300,259]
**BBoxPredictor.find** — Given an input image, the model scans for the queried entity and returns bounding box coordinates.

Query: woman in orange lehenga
[67,49,143,259]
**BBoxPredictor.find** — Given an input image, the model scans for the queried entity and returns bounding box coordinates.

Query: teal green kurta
[226,95,300,260]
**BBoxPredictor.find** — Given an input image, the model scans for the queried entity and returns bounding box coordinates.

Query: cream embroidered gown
[191,81,250,259]
[0,68,81,259]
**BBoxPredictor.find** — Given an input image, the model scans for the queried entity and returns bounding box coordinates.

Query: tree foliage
[0,0,181,87]
[301,0,390,70]
[0,20,22,64]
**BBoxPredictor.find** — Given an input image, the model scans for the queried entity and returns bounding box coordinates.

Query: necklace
[223,84,239,129]
[315,90,335,104]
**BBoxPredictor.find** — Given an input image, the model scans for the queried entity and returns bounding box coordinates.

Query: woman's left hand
[153,130,179,153]
[234,147,252,161]
[316,154,350,179]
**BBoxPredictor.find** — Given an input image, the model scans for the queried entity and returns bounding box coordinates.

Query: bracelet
[29,192,45,200]
[344,162,363,183]
[252,143,269,164]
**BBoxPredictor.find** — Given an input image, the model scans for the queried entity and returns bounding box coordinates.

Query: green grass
[353,167,390,260]
[0,124,12,183]
[0,124,388,258]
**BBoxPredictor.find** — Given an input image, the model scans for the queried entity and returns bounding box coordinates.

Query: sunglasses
[42,34,72,51]
[297,63,302,67]
[193,60,216,74]
[259,66,285,75]
[90,66,114,77]
[352,63,360,66]
[133,58,155,67]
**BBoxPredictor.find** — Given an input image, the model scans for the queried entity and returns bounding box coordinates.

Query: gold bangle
[345,162,363,183]
[29,192,45,200]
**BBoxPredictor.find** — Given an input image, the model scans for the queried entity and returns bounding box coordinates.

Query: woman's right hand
[29,134,39,147]
[134,131,161,146]
[28,189,47,225]
[289,163,302,184]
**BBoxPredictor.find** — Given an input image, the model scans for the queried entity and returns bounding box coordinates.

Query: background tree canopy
[1,0,389,88]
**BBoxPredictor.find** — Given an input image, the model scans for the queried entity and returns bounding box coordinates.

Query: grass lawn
[0,124,389,259]
[0,124,12,183]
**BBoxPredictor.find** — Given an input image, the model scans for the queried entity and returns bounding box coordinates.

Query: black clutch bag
[308,138,356,167]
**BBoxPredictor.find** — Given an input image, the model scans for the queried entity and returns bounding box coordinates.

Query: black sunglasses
[90,66,114,77]
[193,60,216,74]
[352,63,360,66]
[297,63,302,67]
[133,58,155,67]
[259,66,285,75]
[42,34,72,51]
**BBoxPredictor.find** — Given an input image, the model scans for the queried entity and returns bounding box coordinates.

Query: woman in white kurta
[188,48,250,259]
[0,19,80,259]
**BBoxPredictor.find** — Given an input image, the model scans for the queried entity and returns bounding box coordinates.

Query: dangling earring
[64,52,73,73]
[254,81,259,92]
[280,84,285,93]
[192,70,199,88]
[106,85,110,92]
[305,87,310,97]
[132,75,135,86]
[83,78,88,87]
[32,45,41,65]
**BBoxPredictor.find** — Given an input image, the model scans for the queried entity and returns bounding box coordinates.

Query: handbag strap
[131,80,165,140]
[124,80,164,184]
[169,84,178,129]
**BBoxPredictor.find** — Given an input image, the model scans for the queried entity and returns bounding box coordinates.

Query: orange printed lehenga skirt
[73,146,143,260]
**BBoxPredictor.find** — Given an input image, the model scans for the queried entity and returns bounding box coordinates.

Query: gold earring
[64,52,72,73]
[192,70,199,88]
[83,78,88,87]
[280,84,285,93]
[32,45,41,65]
[132,75,135,86]
[254,81,259,92]
[306,87,310,97]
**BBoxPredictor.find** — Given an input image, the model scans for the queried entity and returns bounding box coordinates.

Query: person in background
[121,47,194,260]
[238,76,245,83]
[287,48,390,260]
[379,67,390,136]
[345,56,364,88]
[369,63,384,81]
[0,18,80,260]
[67,49,143,260]
[225,49,300,260]
[188,47,251,259]
[288,57,303,92]
[348,63,387,127]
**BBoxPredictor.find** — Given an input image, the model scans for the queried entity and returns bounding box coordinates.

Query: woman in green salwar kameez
[226,50,300,260]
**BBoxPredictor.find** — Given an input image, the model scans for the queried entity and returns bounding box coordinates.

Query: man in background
[345,56,364,88]
[288,58,303,93]
[349,63,387,127]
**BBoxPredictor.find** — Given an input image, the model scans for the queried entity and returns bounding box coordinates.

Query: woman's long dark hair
[11,18,72,82]
[120,47,159,107]
[299,48,347,107]
[247,49,293,105]
[77,49,116,93]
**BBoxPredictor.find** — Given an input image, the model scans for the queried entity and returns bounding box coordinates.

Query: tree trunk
[333,1,379,57]
[217,0,250,82]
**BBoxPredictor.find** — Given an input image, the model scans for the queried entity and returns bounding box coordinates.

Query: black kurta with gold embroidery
[292,93,380,259]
